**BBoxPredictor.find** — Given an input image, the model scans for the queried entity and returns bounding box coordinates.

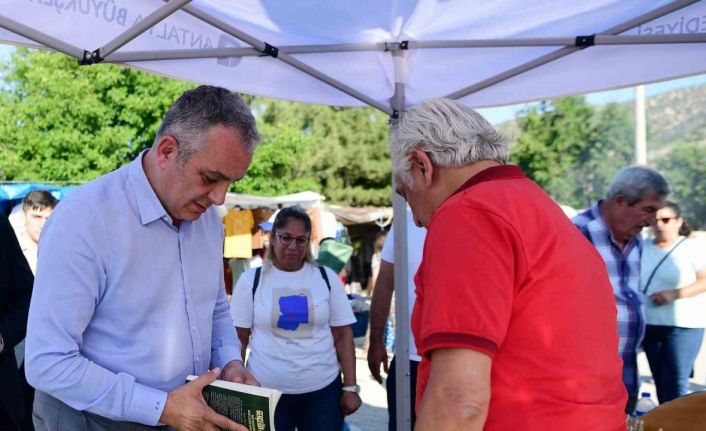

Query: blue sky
[2,43,704,125]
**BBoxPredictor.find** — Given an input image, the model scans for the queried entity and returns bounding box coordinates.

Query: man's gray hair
[391,98,509,186]
[606,165,669,205]
[154,85,260,163]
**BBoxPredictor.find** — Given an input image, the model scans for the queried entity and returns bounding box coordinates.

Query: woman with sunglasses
[230,206,361,430]
[641,201,706,404]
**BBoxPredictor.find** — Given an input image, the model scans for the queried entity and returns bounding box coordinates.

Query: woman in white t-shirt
[231,206,360,431]
[641,202,706,404]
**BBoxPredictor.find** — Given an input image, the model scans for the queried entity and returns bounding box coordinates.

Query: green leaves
[0,48,193,182]
[510,97,633,209]
[0,49,393,206]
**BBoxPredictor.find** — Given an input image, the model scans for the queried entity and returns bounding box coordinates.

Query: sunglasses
[657,217,676,224]
[275,232,309,247]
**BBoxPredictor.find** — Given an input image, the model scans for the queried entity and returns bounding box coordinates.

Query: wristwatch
[342,385,360,394]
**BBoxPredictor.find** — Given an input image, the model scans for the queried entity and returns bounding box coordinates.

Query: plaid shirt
[573,201,644,397]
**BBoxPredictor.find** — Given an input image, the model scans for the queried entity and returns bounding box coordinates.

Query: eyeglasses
[275,232,309,247]
[657,217,676,224]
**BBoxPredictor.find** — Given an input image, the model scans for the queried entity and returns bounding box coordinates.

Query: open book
[186,375,282,431]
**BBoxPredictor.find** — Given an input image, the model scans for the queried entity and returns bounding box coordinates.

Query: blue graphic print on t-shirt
[277,295,309,330]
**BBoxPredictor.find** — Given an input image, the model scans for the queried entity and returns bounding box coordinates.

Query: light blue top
[25,153,241,426]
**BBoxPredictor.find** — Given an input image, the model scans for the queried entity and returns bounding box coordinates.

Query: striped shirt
[573,202,644,397]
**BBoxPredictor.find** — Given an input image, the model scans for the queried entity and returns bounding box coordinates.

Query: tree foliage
[511,97,633,209]
[0,49,393,206]
[658,141,706,229]
[0,48,193,182]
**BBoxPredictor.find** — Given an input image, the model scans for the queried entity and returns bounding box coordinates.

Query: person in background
[366,232,386,297]
[14,190,59,431]
[573,165,669,414]
[0,216,34,431]
[641,201,706,404]
[390,98,626,431]
[367,209,424,431]
[231,206,361,431]
[17,190,58,275]
[26,85,259,431]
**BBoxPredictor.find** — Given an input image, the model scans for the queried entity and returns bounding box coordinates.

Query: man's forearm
[415,348,491,431]
[369,261,395,344]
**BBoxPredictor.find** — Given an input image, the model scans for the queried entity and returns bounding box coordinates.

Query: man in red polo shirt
[390,98,626,431]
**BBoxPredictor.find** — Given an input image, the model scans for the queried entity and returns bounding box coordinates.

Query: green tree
[511,97,596,207]
[0,48,194,181]
[510,97,634,208]
[0,49,393,206]
[657,141,706,229]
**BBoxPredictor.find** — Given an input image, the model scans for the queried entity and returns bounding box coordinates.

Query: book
[186,375,282,431]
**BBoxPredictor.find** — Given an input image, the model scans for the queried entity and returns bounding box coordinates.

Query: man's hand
[340,392,362,416]
[367,340,389,384]
[159,368,248,431]
[221,360,260,386]
[650,290,679,305]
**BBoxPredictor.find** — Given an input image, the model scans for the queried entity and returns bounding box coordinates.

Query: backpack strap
[318,266,332,292]
[252,266,262,299]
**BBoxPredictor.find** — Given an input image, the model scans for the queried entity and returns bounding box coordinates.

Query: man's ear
[409,149,434,188]
[154,135,179,169]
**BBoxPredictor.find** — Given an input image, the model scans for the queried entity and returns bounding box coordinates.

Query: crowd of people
[1,86,704,431]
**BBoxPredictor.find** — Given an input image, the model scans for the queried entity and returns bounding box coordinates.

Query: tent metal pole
[445,0,700,100]
[389,44,412,431]
[0,14,84,59]
[105,42,386,63]
[410,33,706,49]
[104,32,706,63]
[98,0,193,60]
[179,3,393,115]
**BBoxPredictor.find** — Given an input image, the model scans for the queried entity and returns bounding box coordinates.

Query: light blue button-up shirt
[26,153,241,426]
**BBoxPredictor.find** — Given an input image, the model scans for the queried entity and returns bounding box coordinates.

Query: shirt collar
[128,151,169,226]
[451,164,526,197]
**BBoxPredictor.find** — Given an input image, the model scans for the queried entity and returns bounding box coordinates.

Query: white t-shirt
[380,210,426,361]
[231,262,356,394]
[641,237,706,328]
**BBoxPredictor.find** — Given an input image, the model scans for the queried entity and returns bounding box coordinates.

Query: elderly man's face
[608,191,665,244]
[394,174,429,228]
[159,125,253,223]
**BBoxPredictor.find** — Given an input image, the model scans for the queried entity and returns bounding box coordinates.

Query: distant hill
[644,83,706,156]
[498,83,706,159]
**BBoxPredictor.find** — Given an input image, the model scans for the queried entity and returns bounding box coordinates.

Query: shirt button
[192,326,196,331]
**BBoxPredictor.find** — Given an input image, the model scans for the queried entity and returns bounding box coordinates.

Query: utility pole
[634,85,648,165]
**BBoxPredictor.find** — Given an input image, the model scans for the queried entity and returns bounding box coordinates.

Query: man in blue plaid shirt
[573,166,669,415]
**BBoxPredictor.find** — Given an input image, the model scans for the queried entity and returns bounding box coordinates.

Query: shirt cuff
[211,345,242,369]
[422,332,498,359]
[125,383,168,426]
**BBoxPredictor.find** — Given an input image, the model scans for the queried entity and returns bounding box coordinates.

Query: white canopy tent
[2,1,705,429]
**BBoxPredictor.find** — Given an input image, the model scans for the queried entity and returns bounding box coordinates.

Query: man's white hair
[391,98,509,186]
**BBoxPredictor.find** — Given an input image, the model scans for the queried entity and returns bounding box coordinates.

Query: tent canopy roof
[1,0,705,113]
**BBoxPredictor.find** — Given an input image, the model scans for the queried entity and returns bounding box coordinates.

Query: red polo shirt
[411,165,626,430]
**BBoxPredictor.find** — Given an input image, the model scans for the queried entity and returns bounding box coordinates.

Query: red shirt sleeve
[416,202,526,359]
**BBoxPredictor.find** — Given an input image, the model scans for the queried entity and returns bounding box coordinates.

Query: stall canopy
[0,0,705,115]
[2,2,705,429]
[223,191,323,210]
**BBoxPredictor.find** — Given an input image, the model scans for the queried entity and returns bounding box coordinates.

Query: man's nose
[208,182,229,206]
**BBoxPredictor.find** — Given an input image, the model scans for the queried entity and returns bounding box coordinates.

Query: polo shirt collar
[128,150,169,226]
[452,164,526,197]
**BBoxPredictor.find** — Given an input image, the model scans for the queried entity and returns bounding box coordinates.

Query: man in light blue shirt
[26,86,260,431]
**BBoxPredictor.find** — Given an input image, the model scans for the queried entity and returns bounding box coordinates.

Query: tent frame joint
[262,42,279,58]
[574,34,596,48]
[77,49,104,66]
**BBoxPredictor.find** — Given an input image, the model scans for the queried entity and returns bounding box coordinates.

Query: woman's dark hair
[266,206,314,265]
[664,201,692,237]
